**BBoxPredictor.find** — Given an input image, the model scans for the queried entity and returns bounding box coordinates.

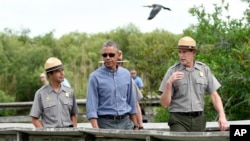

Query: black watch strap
[139,126,144,130]
[133,125,139,129]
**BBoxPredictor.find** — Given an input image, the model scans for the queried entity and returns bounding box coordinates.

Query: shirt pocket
[173,79,188,98]
[63,98,73,111]
[43,101,57,118]
[195,78,208,95]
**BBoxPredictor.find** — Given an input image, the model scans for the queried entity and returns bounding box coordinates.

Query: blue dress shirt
[86,65,136,119]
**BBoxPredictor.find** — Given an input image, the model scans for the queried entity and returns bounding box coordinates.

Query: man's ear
[193,50,197,55]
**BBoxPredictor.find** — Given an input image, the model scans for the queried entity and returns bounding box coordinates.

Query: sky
[0,0,248,38]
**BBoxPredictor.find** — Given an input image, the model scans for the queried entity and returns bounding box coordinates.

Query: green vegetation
[0,0,249,121]
[0,90,16,116]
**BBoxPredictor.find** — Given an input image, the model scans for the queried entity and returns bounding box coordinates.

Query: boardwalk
[0,98,160,123]
[0,120,250,141]
[1,100,250,140]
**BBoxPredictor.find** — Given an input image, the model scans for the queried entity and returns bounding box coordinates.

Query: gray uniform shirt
[159,61,221,112]
[30,84,78,128]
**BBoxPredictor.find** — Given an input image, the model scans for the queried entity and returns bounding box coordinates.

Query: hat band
[178,45,196,49]
[46,64,63,72]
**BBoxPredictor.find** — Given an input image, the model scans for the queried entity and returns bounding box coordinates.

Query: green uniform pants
[168,112,206,132]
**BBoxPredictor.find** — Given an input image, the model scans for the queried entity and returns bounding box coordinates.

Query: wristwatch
[133,125,139,129]
[139,126,144,130]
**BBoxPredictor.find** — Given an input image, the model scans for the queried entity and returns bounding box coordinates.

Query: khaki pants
[168,112,206,132]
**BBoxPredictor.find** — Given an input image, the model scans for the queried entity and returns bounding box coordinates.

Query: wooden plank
[0,124,232,141]
[0,99,160,110]
[1,120,249,141]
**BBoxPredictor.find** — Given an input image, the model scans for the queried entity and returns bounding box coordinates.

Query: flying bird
[143,4,171,20]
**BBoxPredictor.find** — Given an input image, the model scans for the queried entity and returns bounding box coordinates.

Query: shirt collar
[193,61,202,71]
[179,61,202,71]
[101,64,118,73]
[47,83,67,93]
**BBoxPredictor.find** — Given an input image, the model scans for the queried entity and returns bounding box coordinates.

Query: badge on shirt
[45,97,52,102]
[65,92,70,97]
[200,71,204,77]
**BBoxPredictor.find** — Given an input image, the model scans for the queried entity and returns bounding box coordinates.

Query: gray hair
[102,41,120,51]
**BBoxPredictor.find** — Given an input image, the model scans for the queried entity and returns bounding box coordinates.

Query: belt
[62,125,73,128]
[98,114,128,120]
[173,111,203,117]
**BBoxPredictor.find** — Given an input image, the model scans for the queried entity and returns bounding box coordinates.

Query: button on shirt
[30,85,78,128]
[86,65,137,119]
[159,61,221,112]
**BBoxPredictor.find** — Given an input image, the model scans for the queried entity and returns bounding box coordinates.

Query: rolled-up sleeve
[86,74,99,119]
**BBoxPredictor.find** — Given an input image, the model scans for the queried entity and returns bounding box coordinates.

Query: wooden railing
[0,126,230,141]
[0,120,239,141]
[0,98,160,123]
[0,98,160,110]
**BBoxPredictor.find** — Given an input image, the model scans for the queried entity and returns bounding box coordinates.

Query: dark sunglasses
[102,53,115,58]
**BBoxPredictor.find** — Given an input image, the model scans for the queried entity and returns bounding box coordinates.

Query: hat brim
[174,46,197,50]
[98,60,129,64]
[45,65,63,73]
[98,61,104,64]
[117,60,129,63]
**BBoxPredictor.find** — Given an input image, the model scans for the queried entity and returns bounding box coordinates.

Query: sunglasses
[102,53,115,58]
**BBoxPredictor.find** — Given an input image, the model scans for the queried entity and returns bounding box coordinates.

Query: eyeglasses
[102,53,115,58]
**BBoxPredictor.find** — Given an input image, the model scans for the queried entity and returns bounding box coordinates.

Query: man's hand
[168,71,184,84]
[218,116,228,131]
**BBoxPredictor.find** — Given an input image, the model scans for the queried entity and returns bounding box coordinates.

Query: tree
[185,0,250,120]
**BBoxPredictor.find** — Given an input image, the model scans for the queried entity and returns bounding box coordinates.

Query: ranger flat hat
[44,57,63,73]
[117,50,129,63]
[176,36,197,50]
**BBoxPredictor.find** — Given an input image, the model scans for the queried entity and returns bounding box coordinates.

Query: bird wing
[143,5,152,8]
[162,5,171,11]
[148,5,162,20]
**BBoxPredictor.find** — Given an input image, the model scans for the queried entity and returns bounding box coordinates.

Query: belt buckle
[118,115,122,120]
[114,114,127,120]
[190,112,201,117]
[114,115,121,120]
[188,112,193,117]
[192,112,196,116]
[189,112,196,117]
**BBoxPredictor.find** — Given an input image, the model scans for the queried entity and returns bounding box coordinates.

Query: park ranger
[159,36,228,132]
[30,57,78,128]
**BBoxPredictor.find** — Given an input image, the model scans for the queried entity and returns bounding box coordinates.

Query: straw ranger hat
[117,50,129,63]
[44,57,63,73]
[176,36,197,50]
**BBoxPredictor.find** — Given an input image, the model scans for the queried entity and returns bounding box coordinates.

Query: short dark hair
[102,41,119,51]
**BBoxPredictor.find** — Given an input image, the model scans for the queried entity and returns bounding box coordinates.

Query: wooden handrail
[0,98,160,109]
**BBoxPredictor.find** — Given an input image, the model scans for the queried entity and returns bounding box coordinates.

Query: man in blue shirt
[130,69,144,92]
[61,78,71,87]
[86,41,138,130]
